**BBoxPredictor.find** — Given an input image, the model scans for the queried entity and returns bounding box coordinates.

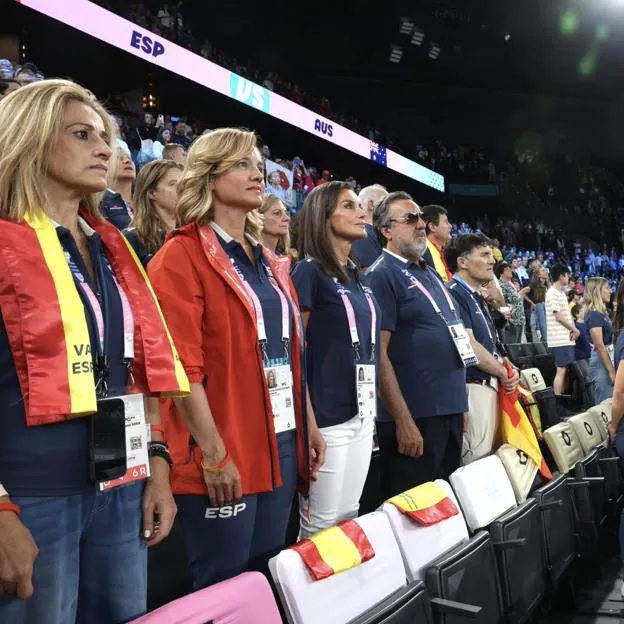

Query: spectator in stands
[351,184,387,270]
[157,127,172,145]
[0,79,187,624]
[572,303,591,364]
[422,204,453,282]
[257,194,291,256]
[529,267,549,343]
[366,192,468,498]
[0,79,19,101]
[584,277,615,402]
[13,62,42,86]
[123,159,182,267]
[162,142,186,165]
[99,145,135,230]
[545,264,579,395]
[567,288,581,310]
[170,119,191,149]
[136,112,160,141]
[446,236,519,465]
[291,181,380,538]
[316,169,330,186]
[612,281,624,372]
[265,170,292,206]
[148,128,322,589]
[496,262,526,344]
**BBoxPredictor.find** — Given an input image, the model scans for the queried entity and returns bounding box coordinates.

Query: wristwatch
[148,442,173,468]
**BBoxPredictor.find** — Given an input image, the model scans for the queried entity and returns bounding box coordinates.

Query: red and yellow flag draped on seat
[499,362,552,480]
[386,482,459,526]
[291,520,375,581]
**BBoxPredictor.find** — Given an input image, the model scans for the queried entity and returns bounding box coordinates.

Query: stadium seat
[520,368,547,392]
[520,369,560,429]
[425,531,502,623]
[129,571,281,623]
[381,480,469,582]
[449,455,516,532]
[347,581,433,624]
[531,475,577,590]
[496,444,539,504]
[567,412,604,455]
[543,422,584,474]
[506,343,533,370]
[569,360,595,410]
[489,498,546,623]
[573,449,607,527]
[269,512,409,624]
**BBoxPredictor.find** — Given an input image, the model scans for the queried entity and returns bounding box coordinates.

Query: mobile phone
[90,397,127,483]
[171,115,180,123]
[157,114,164,124]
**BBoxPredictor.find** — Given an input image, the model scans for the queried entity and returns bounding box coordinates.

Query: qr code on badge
[285,397,292,408]
[130,436,142,451]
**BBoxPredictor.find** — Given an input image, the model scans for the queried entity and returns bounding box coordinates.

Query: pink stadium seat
[130,571,282,624]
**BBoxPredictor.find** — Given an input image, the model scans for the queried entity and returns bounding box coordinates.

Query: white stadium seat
[543,421,584,474]
[381,480,469,582]
[521,368,547,393]
[269,512,407,624]
[567,412,604,455]
[496,444,539,504]
[449,455,517,531]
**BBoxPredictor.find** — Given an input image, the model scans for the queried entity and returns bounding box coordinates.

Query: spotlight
[411,28,425,46]
[504,33,511,41]
[400,17,414,34]
[390,44,403,63]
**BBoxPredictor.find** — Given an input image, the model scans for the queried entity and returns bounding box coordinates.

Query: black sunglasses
[389,212,425,225]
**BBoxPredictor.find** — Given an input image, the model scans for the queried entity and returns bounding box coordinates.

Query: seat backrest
[567,412,604,454]
[381,480,469,582]
[489,499,545,620]
[130,571,281,624]
[425,531,504,624]
[533,387,561,429]
[521,368,547,393]
[496,444,539,504]
[347,582,433,624]
[449,455,517,531]
[585,406,608,441]
[543,421,584,474]
[270,512,407,624]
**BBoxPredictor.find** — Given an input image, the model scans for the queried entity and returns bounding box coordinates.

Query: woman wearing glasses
[291,181,381,538]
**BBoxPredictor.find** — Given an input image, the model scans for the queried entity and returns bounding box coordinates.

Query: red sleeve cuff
[185,368,204,384]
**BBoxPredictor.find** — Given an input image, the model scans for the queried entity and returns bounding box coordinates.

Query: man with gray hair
[365,191,471,498]
[351,184,388,270]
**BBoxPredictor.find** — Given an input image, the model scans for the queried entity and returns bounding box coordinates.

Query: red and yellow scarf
[0,209,189,426]
[427,239,452,282]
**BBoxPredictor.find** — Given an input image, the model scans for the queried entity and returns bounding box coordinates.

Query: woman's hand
[308,423,327,481]
[142,459,177,547]
[608,420,618,445]
[201,453,243,507]
[0,506,38,599]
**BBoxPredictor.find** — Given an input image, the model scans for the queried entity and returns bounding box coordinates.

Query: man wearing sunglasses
[366,191,470,499]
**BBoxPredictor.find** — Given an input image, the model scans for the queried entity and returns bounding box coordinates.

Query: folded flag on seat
[517,383,543,437]
[386,481,459,526]
[290,520,375,581]
[500,362,552,480]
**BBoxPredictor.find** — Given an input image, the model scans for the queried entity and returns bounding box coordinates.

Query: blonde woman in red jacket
[148,127,325,589]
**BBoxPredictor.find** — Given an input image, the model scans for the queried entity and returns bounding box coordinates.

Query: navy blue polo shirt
[365,250,467,422]
[351,223,382,270]
[586,310,613,346]
[0,219,127,496]
[123,227,164,268]
[291,258,381,429]
[212,224,292,363]
[99,189,133,230]
[614,331,624,372]
[447,276,499,383]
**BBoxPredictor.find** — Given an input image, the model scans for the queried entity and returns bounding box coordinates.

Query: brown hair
[613,280,624,340]
[257,194,291,255]
[296,180,354,284]
[131,159,182,254]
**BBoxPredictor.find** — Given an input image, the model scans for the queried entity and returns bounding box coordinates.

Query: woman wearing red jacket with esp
[148,127,325,589]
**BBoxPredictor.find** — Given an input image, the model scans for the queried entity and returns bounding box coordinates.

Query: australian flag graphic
[369,142,387,166]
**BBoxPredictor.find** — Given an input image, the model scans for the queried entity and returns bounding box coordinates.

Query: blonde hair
[131,159,182,255]
[176,127,262,238]
[584,277,609,315]
[257,194,291,254]
[0,79,115,221]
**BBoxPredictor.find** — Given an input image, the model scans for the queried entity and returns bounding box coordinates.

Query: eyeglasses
[389,212,425,225]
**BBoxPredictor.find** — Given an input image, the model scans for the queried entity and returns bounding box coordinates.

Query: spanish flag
[499,362,552,480]
[291,520,375,581]
[386,482,459,526]
[426,239,452,282]
[0,209,189,426]
[517,383,543,438]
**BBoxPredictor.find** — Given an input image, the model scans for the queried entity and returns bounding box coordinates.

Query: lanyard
[66,250,135,394]
[229,256,291,361]
[400,266,458,322]
[333,278,377,362]
[452,276,499,353]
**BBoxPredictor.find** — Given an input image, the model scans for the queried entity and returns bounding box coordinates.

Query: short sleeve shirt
[585,310,614,347]
[365,250,467,421]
